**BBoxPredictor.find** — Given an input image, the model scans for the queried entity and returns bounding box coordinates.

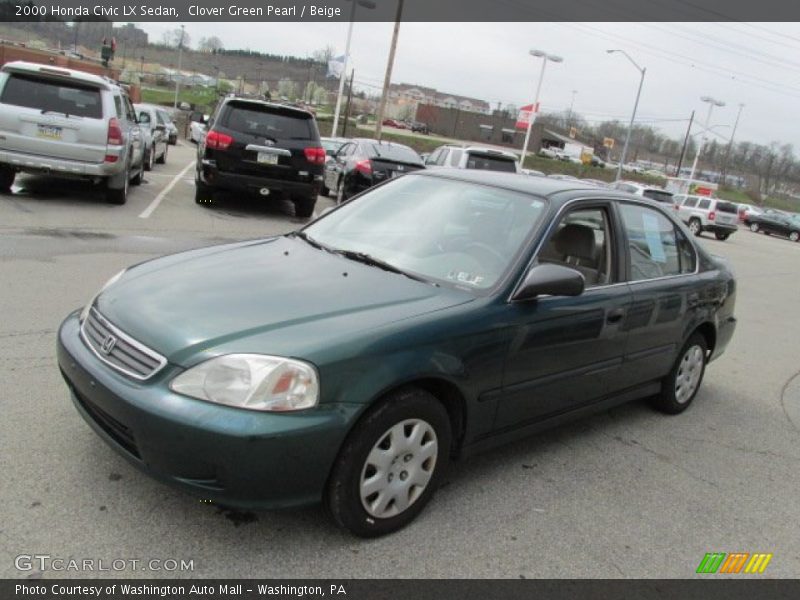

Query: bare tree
[161,28,190,49]
[198,36,223,53]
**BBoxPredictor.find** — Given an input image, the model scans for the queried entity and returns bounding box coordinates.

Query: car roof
[1,60,116,89]
[351,137,415,150]
[222,96,314,117]
[411,169,640,201]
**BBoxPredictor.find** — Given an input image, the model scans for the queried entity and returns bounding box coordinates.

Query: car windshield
[304,175,547,290]
[364,143,422,165]
[322,139,345,154]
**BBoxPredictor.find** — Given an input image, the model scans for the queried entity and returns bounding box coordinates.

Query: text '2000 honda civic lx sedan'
[57,171,737,537]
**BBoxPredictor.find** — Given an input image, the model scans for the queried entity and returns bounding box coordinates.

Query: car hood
[95,236,473,366]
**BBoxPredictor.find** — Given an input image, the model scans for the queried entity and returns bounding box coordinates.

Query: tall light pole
[567,89,577,127]
[720,103,744,186]
[520,49,563,168]
[607,49,646,181]
[331,0,376,137]
[375,0,405,141]
[688,96,726,185]
[172,25,185,110]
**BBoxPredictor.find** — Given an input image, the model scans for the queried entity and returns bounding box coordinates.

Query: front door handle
[607,308,625,323]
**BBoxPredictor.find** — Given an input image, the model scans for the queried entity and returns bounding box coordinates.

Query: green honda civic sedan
[57,170,737,537]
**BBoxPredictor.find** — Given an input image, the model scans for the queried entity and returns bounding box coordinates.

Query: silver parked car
[134,103,168,171]
[0,61,145,204]
[424,145,520,173]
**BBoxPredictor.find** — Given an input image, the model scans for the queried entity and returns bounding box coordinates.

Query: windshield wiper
[289,231,331,252]
[334,249,432,284]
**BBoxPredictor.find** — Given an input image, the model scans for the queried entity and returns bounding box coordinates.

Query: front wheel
[0,166,15,192]
[156,143,167,165]
[327,388,452,537]
[651,333,707,414]
[688,218,702,237]
[144,146,154,171]
[714,232,730,241]
[789,231,800,242]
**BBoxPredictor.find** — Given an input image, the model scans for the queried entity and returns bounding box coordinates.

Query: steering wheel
[462,242,506,268]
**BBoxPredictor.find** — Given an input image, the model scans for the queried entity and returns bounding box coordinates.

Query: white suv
[0,61,145,204]
[424,145,520,173]
[674,194,739,241]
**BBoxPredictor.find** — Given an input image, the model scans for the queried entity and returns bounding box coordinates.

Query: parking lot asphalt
[1,142,798,578]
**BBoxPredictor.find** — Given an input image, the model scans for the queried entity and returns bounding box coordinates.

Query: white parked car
[425,145,520,173]
[611,181,675,206]
[674,194,739,241]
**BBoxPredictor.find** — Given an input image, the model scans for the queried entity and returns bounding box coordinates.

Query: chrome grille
[80,308,167,380]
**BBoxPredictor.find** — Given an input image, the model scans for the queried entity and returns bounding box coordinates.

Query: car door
[616,202,699,386]
[325,142,352,191]
[122,95,142,166]
[495,201,633,430]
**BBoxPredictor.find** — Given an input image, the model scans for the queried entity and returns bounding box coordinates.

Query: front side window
[619,204,694,280]
[305,176,547,290]
[538,207,614,287]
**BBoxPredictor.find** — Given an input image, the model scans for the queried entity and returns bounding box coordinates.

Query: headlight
[169,354,319,412]
[79,268,126,323]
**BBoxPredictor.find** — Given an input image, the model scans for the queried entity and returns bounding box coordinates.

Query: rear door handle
[607,308,625,323]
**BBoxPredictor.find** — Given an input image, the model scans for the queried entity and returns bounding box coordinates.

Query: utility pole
[173,25,185,110]
[342,70,355,137]
[676,110,695,177]
[688,96,726,185]
[375,0,404,141]
[720,103,744,186]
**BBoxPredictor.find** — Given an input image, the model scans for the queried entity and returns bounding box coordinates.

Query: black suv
[195,97,325,218]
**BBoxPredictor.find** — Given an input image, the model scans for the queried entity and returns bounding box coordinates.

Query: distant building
[386,82,491,119]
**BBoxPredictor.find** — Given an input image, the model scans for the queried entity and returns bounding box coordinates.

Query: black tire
[144,147,154,171]
[105,172,128,205]
[0,166,15,192]
[327,387,452,537]
[714,232,730,241]
[651,333,708,414]
[156,144,167,165]
[336,178,347,204]
[320,185,329,197]
[293,196,316,219]
[195,177,212,204]
[688,218,702,237]
[131,164,143,186]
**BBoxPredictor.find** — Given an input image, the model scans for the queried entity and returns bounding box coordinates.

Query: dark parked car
[57,172,736,537]
[194,96,325,218]
[323,138,424,203]
[747,211,800,242]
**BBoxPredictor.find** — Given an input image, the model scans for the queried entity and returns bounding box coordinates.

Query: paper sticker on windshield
[642,213,667,263]
[447,270,484,286]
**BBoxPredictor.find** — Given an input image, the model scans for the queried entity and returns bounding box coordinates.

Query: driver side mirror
[512,263,585,302]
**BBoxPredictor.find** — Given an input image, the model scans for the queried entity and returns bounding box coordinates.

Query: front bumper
[199,160,321,200]
[57,312,360,509]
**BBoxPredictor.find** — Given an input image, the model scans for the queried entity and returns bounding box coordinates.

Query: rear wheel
[0,166,15,192]
[195,175,212,204]
[156,143,167,165]
[651,333,707,414]
[749,223,760,233]
[714,232,730,241]
[790,231,800,242]
[326,387,451,537]
[106,170,129,205]
[336,178,347,204]
[293,196,316,219]
[688,218,702,237]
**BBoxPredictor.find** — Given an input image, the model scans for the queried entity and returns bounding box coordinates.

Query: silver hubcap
[689,221,700,234]
[750,224,758,232]
[675,345,704,404]
[790,232,799,242]
[149,148,154,169]
[360,419,438,519]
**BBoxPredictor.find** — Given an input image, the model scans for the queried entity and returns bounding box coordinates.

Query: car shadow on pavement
[195,190,309,223]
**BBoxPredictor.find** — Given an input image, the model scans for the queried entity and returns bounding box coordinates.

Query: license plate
[37,125,62,140]
[257,152,279,165]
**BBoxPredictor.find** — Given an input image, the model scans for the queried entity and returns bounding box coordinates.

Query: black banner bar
[4,0,800,22]
[4,580,800,600]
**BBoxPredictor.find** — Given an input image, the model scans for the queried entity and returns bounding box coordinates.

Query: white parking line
[138,161,194,219]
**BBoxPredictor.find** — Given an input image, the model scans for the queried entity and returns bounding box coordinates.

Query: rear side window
[715,201,738,214]
[465,153,517,172]
[698,199,711,210]
[1,73,102,119]
[221,103,313,139]
[619,204,693,280]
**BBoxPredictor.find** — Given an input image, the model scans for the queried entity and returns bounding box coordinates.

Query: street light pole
[173,25,185,110]
[568,89,577,127]
[607,49,645,181]
[520,49,563,168]
[332,0,376,137]
[688,96,726,185]
[720,103,744,186]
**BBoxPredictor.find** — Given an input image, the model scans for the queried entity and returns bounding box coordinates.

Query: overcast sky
[136,21,800,147]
